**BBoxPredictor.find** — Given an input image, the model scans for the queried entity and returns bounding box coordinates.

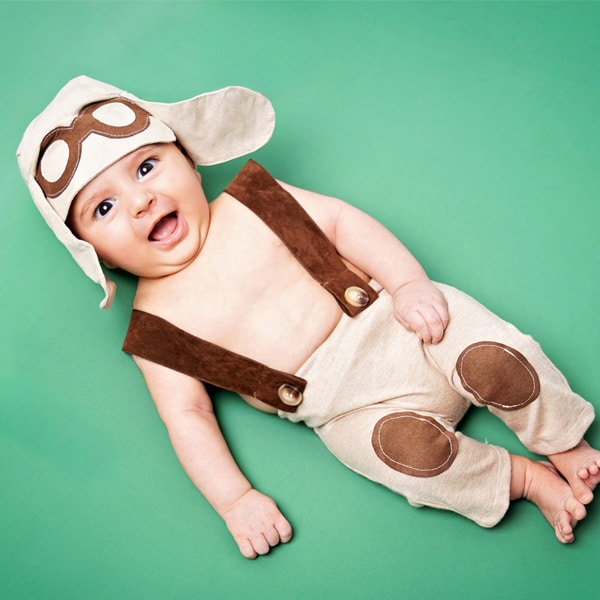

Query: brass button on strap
[278,383,303,407]
[344,286,370,308]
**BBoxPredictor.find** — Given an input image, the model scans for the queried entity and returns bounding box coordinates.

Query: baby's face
[68,143,210,279]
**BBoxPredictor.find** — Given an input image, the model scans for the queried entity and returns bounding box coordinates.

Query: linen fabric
[17,76,275,308]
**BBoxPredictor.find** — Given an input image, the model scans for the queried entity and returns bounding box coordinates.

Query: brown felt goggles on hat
[35,98,152,199]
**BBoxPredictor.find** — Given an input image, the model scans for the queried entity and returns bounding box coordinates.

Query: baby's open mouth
[149,212,178,241]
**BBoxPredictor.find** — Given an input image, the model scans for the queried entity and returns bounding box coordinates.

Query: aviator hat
[17,75,275,308]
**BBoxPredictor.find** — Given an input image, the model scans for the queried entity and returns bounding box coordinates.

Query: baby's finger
[425,323,444,345]
[410,308,440,343]
[250,534,271,556]
[434,301,450,330]
[426,312,446,344]
[420,303,450,344]
[237,537,258,560]
[275,517,293,544]
[263,524,283,547]
[403,311,430,343]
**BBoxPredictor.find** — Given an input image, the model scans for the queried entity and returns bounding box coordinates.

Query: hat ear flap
[135,86,275,166]
[20,171,115,308]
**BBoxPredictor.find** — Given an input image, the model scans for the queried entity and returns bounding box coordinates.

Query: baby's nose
[131,190,155,216]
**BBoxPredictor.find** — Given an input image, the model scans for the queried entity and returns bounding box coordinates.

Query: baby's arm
[279,181,449,344]
[133,355,292,558]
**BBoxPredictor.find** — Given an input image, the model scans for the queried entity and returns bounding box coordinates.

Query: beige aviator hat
[17,75,275,308]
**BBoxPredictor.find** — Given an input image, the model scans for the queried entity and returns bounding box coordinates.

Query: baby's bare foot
[549,440,600,505]
[518,459,586,543]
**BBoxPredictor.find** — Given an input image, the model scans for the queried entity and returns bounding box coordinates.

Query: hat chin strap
[66,231,117,309]
[100,278,117,309]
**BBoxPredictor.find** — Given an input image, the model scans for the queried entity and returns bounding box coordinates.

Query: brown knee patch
[371,412,458,477]
[456,341,540,410]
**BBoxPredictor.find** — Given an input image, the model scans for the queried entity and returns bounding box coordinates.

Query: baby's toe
[569,475,594,505]
[564,495,586,520]
[555,511,576,544]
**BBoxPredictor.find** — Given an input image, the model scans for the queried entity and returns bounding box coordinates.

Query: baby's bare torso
[134,192,367,411]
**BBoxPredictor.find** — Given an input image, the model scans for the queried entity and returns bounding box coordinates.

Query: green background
[2,1,599,598]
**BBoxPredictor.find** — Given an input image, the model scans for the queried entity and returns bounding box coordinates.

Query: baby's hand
[221,489,292,559]
[392,280,449,344]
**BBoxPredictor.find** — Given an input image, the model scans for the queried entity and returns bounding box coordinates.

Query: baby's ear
[177,143,201,181]
[175,141,195,167]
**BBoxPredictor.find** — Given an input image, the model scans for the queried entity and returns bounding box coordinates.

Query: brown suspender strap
[225,160,378,317]
[123,309,307,413]
[123,160,379,412]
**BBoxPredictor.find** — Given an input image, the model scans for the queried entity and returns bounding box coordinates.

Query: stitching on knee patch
[371,412,458,477]
[456,341,540,411]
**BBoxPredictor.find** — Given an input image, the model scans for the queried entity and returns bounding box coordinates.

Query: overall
[124,160,594,527]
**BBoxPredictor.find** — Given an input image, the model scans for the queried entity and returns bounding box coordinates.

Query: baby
[18,76,600,559]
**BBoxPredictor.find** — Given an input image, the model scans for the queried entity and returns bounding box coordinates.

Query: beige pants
[280,283,595,527]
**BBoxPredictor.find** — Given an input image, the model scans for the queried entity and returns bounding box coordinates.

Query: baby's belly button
[241,394,279,414]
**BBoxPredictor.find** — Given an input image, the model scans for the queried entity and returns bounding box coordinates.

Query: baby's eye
[137,158,157,179]
[94,199,116,219]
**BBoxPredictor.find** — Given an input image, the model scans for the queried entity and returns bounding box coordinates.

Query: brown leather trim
[225,160,378,316]
[372,412,458,477]
[36,99,151,198]
[122,160,379,411]
[123,309,306,413]
[456,341,540,411]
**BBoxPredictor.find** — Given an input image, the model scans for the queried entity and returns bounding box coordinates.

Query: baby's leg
[315,405,593,542]
[548,440,600,504]
[425,284,595,459]
[510,454,586,543]
[315,407,513,529]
